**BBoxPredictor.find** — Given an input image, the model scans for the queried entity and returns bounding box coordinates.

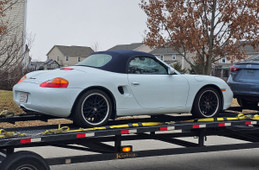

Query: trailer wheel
[0,151,50,170]
[192,87,222,118]
[73,89,112,127]
[0,149,6,163]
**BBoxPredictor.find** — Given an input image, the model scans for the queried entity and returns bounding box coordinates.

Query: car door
[127,56,189,111]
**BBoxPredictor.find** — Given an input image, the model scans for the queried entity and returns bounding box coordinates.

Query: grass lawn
[0,90,23,114]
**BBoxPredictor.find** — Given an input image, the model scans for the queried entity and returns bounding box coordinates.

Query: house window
[66,56,69,61]
[221,57,226,63]
[172,54,176,60]
[161,55,164,61]
[78,57,81,62]
[57,56,59,61]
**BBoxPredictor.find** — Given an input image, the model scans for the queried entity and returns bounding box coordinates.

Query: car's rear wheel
[192,87,222,118]
[237,98,258,108]
[73,89,112,127]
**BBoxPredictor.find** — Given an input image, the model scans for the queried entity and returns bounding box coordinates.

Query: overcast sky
[26,0,148,61]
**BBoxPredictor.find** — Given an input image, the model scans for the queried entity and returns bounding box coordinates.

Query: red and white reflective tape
[218,123,231,127]
[120,129,137,134]
[160,126,175,131]
[245,121,257,125]
[76,132,95,138]
[192,124,206,129]
[20,138,41,144]
[156,126,182,133]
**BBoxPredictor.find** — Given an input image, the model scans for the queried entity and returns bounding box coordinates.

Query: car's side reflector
[221,89,226,92]
[17,75,27,84]
[40,78,69,88]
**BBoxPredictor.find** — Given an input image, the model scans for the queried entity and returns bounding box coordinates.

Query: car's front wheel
[192,87,222,118]
[73,89,112,127]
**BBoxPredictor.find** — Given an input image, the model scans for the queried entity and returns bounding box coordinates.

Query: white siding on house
[47,47,65,66]
[47,46,90,66]
[0,0,27,65]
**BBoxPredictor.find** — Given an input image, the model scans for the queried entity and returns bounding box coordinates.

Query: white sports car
[13,50,233,127]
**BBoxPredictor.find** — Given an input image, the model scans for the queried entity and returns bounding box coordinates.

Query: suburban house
[108,42,258,80]
[47,45,94,67]
[108,43,191,70]
[29,61,45,70]
[108,43,153,53]
[30,59,60,70]
[150,47,190,69]
[0,0,29,70]
[212,44,259,81]
[43,59,60,70]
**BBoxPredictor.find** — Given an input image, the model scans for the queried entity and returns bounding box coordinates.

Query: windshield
[76,54,112,67]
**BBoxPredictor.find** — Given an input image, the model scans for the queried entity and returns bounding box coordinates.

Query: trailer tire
[0,149,6,163]
[0,151,50,170]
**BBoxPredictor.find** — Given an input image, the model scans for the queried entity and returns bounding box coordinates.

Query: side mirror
[168,67,175,75]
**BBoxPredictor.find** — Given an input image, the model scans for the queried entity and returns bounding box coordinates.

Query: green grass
[0,90,23,114]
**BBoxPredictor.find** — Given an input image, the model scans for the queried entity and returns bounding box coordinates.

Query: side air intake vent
[118,86,124,94]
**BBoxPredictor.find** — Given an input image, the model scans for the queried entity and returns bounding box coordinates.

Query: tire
[0,151,50,170]
[237,98,258,108]
[73,89,112,127]
[191,87,222,118]
[0,149,6,163]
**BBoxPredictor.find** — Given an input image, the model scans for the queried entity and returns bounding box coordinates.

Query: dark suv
[227,54,259,108]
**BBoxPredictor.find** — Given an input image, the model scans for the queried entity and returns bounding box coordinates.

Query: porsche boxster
[13,50,233,127]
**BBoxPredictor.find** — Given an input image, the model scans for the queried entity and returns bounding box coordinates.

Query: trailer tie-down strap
[1,113,259,137]
[177,113,259,124]
[41,122,162,135]
[40,113,259,135]
[0,129,26,138]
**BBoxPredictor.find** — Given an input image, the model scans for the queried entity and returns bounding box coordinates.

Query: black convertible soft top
[90,50,157,74]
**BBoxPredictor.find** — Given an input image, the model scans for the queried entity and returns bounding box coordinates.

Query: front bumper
[13,82,81,117]
[222,87,233,110]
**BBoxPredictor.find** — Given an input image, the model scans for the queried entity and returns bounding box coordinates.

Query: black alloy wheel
[192,87,222,118]
[74,89,112,127]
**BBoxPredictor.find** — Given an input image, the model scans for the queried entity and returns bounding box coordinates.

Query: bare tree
[91,42,100,52]
[141,0,259,74]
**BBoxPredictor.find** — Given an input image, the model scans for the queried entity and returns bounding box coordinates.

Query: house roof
[47,45,94,57]
[108,43,143,51]
[44,59,60,66]
[241,44,259,55]
[150,47,180,55]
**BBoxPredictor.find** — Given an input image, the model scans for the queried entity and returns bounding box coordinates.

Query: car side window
[128,56,167,74]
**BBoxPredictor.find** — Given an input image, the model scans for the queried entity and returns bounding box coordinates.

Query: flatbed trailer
[0,107,259,170]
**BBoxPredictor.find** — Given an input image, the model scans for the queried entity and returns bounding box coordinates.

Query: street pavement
[17,136,259,170]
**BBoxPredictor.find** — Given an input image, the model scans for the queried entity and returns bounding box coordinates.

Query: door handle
[131,82,140,86]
